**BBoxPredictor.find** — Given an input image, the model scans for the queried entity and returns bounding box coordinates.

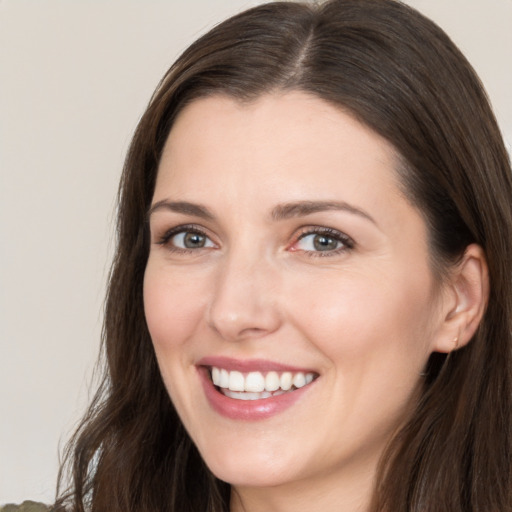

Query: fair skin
[144,92,488,512]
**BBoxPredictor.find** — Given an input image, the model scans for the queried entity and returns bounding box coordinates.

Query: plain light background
[1,0,511,505]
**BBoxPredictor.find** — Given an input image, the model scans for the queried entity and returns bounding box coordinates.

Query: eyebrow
[147,199,376,225]
[147,200,215,221]
[270,200,377,225]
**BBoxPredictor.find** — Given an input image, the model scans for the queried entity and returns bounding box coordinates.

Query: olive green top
[0,501,50,512]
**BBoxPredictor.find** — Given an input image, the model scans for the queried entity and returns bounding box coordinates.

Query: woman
[54,0,512,511]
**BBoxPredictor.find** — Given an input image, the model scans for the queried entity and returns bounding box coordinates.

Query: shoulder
[0,501,50,512]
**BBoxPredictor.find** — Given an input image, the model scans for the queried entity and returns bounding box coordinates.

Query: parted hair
[55,1,512,511]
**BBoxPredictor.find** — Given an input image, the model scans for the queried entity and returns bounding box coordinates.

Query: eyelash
[157,224,214,254]
[155,224,355,257]
[292,227,355,258]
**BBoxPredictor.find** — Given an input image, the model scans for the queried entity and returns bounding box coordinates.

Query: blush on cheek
[302,275,432,367]
[143,269,206,352]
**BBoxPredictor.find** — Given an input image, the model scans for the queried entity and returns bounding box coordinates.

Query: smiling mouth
[209,367,318,401]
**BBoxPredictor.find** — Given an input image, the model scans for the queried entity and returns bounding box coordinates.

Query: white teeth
[245,372,265,392]
[265,371,280,392]
[280,372,292,391]
[223,390,272,400]
[292,372,306,388]
[210,367,317,396]
[229,371,245,392]
[220,368,229,388]
[211,367,220,386]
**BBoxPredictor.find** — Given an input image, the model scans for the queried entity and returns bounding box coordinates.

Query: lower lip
[199,367,314,421]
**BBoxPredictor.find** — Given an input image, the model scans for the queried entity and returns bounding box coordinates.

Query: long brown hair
[56,1,512,511]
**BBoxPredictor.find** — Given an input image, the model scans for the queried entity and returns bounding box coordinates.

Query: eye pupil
[313,234,338,251]
[184,232,206,248]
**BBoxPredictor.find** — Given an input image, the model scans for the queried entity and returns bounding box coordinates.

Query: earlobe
[433,244,489,353]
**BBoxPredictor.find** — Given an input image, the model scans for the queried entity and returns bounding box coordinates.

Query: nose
[206,250,282,342]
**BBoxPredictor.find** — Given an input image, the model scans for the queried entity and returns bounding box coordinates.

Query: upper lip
[197,356,317,374]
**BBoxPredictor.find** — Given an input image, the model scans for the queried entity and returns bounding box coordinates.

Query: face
[144,92,447,495]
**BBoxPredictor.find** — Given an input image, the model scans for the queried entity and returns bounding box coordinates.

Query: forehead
[157,92,402,202]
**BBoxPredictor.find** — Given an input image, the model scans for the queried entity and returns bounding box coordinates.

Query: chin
[202,445,302,488]
[211,466,295,489]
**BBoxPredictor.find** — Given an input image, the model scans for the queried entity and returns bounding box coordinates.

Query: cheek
[298,271,436,431]
[143,261,211,425]
[143,261,208,354]
[288,267,436,370]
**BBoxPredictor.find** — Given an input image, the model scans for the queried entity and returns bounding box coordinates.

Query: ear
[432,244,489,353]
